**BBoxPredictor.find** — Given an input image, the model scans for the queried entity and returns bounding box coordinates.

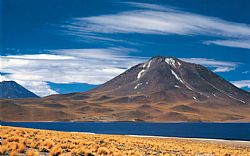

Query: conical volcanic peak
[88,56,249,105]
[90,56,191,94]
[0,81,39,98]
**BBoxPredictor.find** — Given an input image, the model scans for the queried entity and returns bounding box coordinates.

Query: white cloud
[51,47,140,60]
[5,54,75,60]
[0,48,145,97]
[213,67,236,72]
[242,71,250,74]
[121,2,173,12]
[231,80,250,89]
[16,81,58,97]
[180,58,239,72]
[204,40,250,49]
[61,3,250,49]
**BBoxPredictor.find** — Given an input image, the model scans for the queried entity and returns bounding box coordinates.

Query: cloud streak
[0,48,145,96]
[180,58,239,72]
[231,80,250,89]
[61,2,250,49]
[204,40,250,49]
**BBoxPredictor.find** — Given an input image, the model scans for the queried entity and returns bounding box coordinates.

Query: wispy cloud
[242,71,250,74]
[61,2,250,49]
[50,47,140,60]
[5,54,74,60]
[0,48,145,96]
[231,80,250,89]
[121,2,174,12]
[1,48,241,96]
[204,40,250,49]
[180,58,239,72]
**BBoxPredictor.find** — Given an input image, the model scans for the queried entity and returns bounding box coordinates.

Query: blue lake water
[1,122,250,141]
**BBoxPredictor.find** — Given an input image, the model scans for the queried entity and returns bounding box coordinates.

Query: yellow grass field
[0,126,250,156]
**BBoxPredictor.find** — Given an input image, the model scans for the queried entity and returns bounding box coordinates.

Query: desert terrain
[1,126,250,156]
[1,95,250,122]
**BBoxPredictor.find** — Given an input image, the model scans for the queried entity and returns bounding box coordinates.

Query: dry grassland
[0,126,250,156]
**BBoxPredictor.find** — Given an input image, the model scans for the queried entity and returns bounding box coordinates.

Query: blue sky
[1,0,250,96]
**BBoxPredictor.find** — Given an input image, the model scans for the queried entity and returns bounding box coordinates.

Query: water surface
[1,122,250,141]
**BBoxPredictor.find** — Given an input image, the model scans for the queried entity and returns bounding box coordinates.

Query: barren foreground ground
[0,126,250,156]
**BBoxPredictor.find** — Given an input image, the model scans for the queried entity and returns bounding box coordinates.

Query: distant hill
[0,81,39,98]
[1,56,250,122]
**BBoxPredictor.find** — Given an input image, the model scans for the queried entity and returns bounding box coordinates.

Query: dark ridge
[0,81,39,98]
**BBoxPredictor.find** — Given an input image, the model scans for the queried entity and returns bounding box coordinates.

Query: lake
[1,122,250,141]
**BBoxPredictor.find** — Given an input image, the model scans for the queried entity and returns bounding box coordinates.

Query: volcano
[1,56,250,122]
[85,56,249,104]
[0,81,39,98]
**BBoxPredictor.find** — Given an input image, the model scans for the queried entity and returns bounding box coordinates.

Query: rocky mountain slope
[0,81,39,98]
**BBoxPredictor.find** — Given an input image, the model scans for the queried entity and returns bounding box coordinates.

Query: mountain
[86,56,249,104]
[0,56,250,122]
[0,81,39,98]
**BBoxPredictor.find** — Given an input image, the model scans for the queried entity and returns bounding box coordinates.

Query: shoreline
[1,121,250,123]
[70,131,250,143]
[126,135,250,145]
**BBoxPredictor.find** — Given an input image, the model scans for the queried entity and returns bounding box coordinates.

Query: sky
[1,0,250,97]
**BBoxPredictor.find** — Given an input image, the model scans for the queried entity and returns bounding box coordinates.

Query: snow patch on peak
[185,85,193,91]
[137,69,145,79]
[171,69,193,91]
[171,70,184,83]
[137,60,152,80]
[143,60,152,69]
[147,60,152,68]
[174,85,181,88]
[165,58,181,68]
[134,83,143,89]
[165,58,176,67]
